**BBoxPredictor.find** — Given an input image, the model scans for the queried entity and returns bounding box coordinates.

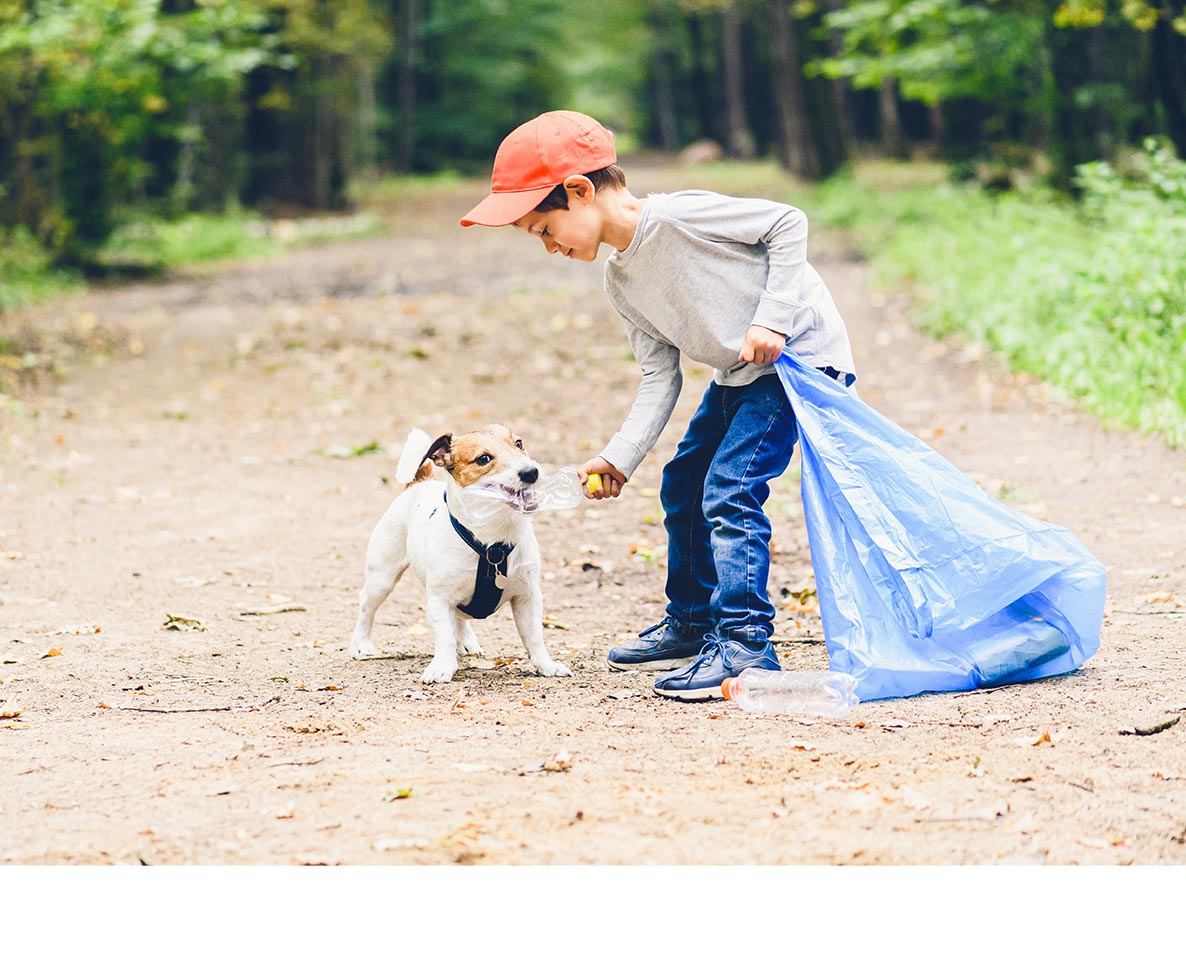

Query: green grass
[358,169,466,202]
[658,152,1186,448]
[795,154,1186,448]
[0,205,385,314]
[0,228,85,316]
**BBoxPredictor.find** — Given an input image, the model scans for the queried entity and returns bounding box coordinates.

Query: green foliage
[410,0,573,171]
[802,147,1186,446]
[0,0,276,260]
[817,0,1043,108]
[0,227,83,313]
[98,211,281,270]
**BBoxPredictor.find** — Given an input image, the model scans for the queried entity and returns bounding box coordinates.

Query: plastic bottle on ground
[721,668,859,716]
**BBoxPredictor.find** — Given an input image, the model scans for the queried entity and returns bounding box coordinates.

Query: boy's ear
[563,175,595,205]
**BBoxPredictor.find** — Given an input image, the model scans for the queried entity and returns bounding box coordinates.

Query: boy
[460,110,855,700]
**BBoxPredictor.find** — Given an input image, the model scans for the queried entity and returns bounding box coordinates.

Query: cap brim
[459,185,555,228]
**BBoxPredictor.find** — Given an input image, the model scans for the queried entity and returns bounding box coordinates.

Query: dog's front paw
[458,639,485,658]
[350,639,382,660]
[535,659,573,678]
[421,661,458,684]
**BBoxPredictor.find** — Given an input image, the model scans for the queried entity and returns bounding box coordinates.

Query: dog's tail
[395,428,436,486]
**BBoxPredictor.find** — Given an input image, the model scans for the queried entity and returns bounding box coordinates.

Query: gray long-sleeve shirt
[599,190,856,479]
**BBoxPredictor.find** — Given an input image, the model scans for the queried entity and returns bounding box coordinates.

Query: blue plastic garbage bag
[774,353,1106,702]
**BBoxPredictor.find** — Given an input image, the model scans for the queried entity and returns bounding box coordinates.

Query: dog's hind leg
[456,618,484,658]
[421,594,460,683]
[349,526,408,660]
[511,586,572,679]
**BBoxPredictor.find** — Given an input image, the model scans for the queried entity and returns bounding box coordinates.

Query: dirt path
[2,163,1185,865]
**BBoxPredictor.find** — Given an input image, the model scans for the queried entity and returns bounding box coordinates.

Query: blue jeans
[660,373,800,645]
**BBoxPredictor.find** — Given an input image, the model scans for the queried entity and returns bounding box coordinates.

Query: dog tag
[494,571,508,591]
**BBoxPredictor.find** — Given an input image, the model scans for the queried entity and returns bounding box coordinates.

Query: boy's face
[513,179,603,262]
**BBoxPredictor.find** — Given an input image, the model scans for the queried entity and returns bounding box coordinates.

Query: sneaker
[607,618,710,672]
[652,636,780,701]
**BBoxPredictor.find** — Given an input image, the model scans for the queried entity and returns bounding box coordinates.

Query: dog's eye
[515,439,523,450]
[474,454,493,466]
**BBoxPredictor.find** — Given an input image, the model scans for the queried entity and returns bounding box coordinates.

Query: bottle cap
[720,677,737,701]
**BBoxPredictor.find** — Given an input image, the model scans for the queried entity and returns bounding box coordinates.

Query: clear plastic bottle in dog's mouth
[457,467,584,526]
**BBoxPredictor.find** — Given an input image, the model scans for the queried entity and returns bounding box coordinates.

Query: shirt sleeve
[599,316,682,480]
[665,193,812,338]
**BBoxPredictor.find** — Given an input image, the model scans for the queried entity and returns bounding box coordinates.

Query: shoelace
[636,617,670,640]
[677,634,726,675]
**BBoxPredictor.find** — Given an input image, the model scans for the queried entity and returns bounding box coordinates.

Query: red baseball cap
[459,110,616,228]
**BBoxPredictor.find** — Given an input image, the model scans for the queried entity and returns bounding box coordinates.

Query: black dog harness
[443,500,514,619]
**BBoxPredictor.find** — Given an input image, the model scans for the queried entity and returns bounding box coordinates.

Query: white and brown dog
[349,425,572,684]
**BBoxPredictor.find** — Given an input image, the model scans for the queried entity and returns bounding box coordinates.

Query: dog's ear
[424,433,453,470]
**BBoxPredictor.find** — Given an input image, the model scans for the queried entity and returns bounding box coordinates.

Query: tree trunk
[720,3,755,159]
[171,103,200,216]
[649,5,681,152]
[1042,2,1092,190]
[312,58,333,209]
[396,0,419,173]
[1152,3,1186,158]
[767,0,818,178]
[928,102,943,154]
[686,15,716,141]
[356,63,378,178]
[879,75,907,159]
[823,0,851,158]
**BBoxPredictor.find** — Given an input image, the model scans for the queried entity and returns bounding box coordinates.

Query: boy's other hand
[579,459,626,500]
[738,324,786,366]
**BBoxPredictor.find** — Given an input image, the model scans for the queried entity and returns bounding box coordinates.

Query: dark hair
[534,164,627,212]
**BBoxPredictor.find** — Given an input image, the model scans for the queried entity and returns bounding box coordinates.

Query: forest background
[1,0,1185,444]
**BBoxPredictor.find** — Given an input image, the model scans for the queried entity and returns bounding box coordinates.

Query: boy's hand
[738,324,787,366]
[579,459,626,500]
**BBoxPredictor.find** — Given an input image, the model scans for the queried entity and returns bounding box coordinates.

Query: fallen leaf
[383,788,413,801]
[1120,715,1180,737]
[41,648,61,659]
[0,708,25,719]
[163,613,206,632]
[96,701,111,710]
[317,684,342,691]
[240,603,307,616]
[522,699,535,706]
[1033,732,1052,746]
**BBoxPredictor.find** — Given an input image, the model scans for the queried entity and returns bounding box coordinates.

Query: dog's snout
[519,466,539,485]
